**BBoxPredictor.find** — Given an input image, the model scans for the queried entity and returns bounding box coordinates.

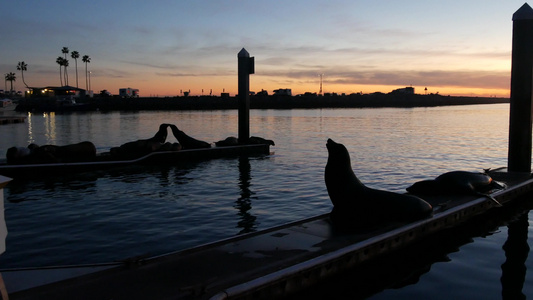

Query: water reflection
[235,156,257,234]
[501,211,529,300]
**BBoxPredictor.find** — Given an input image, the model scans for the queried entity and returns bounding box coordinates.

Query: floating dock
[3,168,532,300]
[0,144,271,178]
[0,117,25,125]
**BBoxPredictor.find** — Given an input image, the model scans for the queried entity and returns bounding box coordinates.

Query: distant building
[257,89,268,96]
[119,88,139,98]
[273,88,292,96]
[26,86,87,98]
[390,87,415,95]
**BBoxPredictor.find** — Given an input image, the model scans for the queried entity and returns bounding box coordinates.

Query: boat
[0,99,16,112]
[0,144,272,179]
[2,167,532,299]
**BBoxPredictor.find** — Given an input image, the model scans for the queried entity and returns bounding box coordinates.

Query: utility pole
[319,74,324,95]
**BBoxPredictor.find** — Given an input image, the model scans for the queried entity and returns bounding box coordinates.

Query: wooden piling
[508,3,533,173]
[238,48,254,144]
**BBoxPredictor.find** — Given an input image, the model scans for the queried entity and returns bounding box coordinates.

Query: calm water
[0,104,531,299]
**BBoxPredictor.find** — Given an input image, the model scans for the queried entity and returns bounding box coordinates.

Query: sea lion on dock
[169,124,211,149]
[325,138,433,231]
[406,170,505,206]
[110,123,170,158]
[215,136,275,147]
[215,136,239,147]
[6,141,97,164]
[248,136,275,146]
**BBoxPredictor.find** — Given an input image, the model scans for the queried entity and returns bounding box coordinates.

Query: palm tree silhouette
[56,56,64,86]
[71,51,80,88]
[63,59,69,86]
[82,55,91,91]
[61,47,69,86]
[16,61,28,88]
[4,72,16,94]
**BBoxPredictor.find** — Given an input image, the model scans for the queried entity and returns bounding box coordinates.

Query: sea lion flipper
[476,192,502,207]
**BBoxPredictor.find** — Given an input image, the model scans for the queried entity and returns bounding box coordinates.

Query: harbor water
[0,104,532,299]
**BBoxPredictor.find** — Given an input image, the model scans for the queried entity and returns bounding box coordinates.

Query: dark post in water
[508,3,533,173]
[238,48,255,144]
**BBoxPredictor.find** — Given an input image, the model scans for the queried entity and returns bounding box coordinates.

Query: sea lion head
[325,139,363,207]
[326,138,352,168]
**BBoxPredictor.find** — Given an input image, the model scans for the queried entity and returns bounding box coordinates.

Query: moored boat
[0,99,16,112]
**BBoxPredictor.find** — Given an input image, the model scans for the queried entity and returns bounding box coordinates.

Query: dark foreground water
[1,104,532,299]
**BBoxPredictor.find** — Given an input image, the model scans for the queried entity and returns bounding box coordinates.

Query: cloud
[258,68,509,90]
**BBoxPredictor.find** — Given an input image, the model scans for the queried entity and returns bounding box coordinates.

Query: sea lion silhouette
[406,170,505,206]
[325,139,433,231]
[169,124,211,149]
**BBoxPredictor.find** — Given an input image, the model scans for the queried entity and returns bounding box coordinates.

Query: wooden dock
[0,117,25,125]
[3,169,532,300]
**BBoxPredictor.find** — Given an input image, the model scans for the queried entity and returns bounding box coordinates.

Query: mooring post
[238,48,254,144]
[508,3,533,173]
[0,176,8,299]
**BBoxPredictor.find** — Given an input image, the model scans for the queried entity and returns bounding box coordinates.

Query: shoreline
[15,93,509,112]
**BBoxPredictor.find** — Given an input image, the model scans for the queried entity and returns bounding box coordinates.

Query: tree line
[4,47,92,94]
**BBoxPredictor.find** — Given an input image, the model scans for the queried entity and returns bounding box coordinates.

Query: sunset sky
[1,1,530,97]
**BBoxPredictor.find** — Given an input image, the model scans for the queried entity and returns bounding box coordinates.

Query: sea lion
[158,142,182,152]
[169,124,211,149]
[215,136,239,147]
[6,141,97,164]
[325,138,433,231]
[6,147,32,164]
[214,136,275,147]
[406,170,505,206]
[47,141,97,162]
[248,136,275,146]
[110,123,170,158]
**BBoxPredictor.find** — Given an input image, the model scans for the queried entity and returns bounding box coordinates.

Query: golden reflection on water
[26,112,34,144]
[43,112,56,142]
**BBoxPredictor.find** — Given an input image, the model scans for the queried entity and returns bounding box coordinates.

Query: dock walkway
[4,170,533,300]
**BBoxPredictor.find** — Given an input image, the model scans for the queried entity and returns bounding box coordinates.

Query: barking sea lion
[169,124,211,149]
[110,124,170,158]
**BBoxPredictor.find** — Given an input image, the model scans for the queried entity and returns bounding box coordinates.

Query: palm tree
[16,61,28,88]
[82,55,91,91]
[71,51,80,88]
[56,56,64,86]
[63,59,69,86]
[5,72,16,94]
[61,47,69,85]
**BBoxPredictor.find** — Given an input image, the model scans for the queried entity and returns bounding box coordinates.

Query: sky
[0,1,530,97]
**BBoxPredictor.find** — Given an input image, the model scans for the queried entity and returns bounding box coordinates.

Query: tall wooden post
[238,48,254,144]
[0,176,9,300]
[508,3,533,173]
